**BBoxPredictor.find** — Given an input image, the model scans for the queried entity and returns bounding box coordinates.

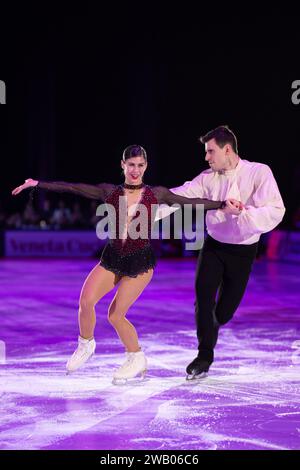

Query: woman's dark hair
[199,125,238,154]
[122,145,147,161]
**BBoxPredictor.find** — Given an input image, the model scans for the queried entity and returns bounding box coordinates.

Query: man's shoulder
[185,169,214,187]
[201,168,214,175]
[197,168,214,179]
[241,159,271,174]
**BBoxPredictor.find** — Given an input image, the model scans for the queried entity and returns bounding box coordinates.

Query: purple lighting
[0,257,299,450]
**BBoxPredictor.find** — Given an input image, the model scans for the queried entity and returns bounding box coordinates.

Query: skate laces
[124,354,135,366]
[75,340,92,357]
[118,353,138,371]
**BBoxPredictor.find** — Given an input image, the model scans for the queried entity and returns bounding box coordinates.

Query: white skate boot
[112,350,147,385]
[66,336,96,374]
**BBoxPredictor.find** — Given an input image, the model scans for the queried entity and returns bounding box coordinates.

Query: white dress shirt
[168,158,285,245]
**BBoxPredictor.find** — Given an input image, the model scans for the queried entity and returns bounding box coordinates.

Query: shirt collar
[218,157,243,176]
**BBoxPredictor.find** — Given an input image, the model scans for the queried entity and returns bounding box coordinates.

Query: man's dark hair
[199,125,238,153]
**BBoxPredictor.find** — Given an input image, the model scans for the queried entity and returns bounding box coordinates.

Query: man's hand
[11,178,39,196]
[222,198,244,215]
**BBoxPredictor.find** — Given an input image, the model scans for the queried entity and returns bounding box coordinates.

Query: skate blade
[112,370,147,386]
[186,371,208,381]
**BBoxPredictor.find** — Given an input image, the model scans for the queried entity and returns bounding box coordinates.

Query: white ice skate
[66,335,96,374]
[112,350,147,385]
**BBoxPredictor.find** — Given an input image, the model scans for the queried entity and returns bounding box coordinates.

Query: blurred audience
[70,202,86,228]
[6,211,23,229]
[3,197,102,230]
[50,200,72,229]
[22,202,40,228]
[2,197,299,243]
[39,198,52,227]
[88,200,101,228]
[292,206,300,230]
[0,202,7,229]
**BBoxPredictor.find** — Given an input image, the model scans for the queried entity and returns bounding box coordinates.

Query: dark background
[1,4,300,226]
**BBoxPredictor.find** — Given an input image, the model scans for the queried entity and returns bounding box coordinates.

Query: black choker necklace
[123,183,145,190]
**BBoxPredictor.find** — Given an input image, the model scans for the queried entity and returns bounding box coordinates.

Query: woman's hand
[223,198,244,215]
[11,178,39,196]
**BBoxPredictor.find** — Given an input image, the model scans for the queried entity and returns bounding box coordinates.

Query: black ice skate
[186,357,210,381]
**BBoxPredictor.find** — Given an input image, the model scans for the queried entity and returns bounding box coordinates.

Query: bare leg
[108,269,153,352]
[79,264,120,339]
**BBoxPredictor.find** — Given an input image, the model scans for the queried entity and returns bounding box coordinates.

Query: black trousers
[195,235,258,364]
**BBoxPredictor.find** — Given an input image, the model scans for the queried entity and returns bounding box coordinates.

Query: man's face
[204,138,230,172]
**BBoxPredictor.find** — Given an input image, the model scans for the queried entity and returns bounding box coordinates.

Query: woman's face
[121,156,147,185]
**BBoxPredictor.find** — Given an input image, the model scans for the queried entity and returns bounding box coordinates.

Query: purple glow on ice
[0,258,299,450]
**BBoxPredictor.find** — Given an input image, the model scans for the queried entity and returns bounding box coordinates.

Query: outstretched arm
[153,186,225,210]
[11,178,114,200]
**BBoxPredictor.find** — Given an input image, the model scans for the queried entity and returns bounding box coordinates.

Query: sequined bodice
[105,185,158,255]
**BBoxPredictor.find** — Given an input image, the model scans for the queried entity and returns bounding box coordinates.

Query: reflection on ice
[0,258,299,450]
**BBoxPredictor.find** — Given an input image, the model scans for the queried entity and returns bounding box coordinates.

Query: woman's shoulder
[149,185,167,193]
[148,186,171,203]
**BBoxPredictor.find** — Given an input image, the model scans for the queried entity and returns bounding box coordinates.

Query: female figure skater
[11,145,236,384]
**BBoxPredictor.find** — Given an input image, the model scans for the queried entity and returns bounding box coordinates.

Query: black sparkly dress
[36,181,224,277]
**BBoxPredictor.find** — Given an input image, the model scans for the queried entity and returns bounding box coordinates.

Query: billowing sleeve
[236,165,285,236]
[37,181,115,200]
[153,186,223,210]
[169,173,207,198]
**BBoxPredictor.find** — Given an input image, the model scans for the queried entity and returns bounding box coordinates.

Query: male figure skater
[171,125,285,379]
